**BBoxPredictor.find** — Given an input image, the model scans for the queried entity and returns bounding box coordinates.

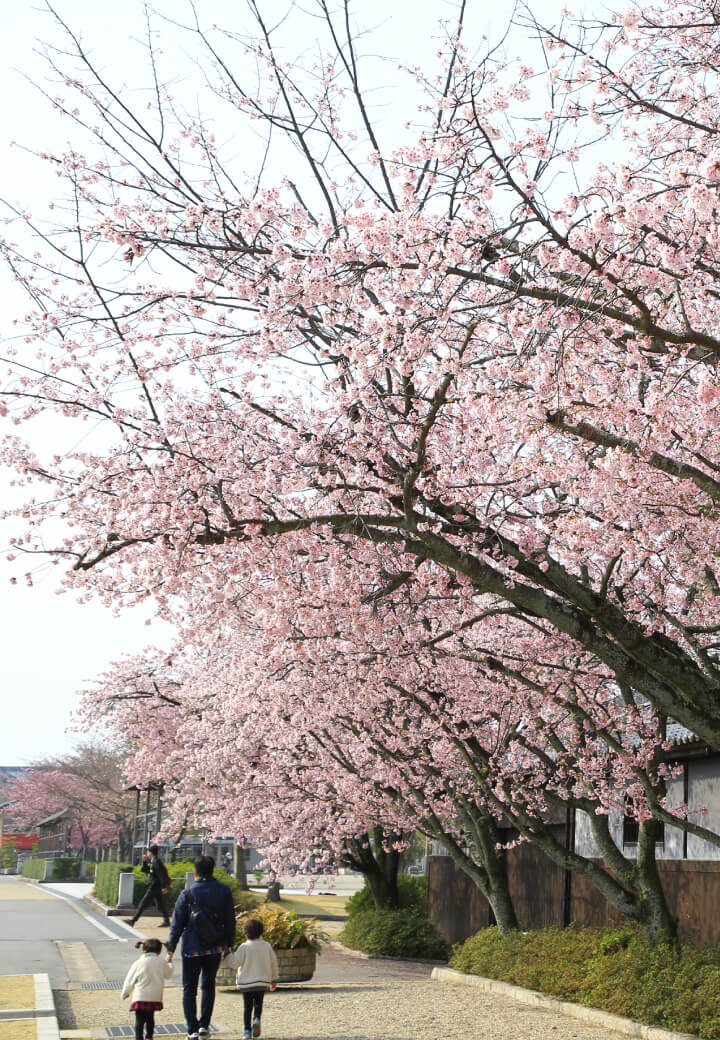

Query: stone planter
[216,946,317,986]
[276,947,317,982]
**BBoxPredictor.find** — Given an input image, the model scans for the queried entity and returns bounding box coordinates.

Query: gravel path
[55,944,628,1040]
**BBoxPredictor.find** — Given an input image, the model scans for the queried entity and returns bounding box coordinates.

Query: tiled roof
[666,722,703,747]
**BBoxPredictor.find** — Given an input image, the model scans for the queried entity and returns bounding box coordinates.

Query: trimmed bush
[346,874,428,916]
[450,925,720,1040]
[21,859,47,881]
[51,858,81,881]
[131,860,259,914]
[341,907,450,961]
[95,861,132,906]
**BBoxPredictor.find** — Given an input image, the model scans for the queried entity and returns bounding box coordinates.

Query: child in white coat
[122,938,173,1040]
[224,918,279,1039]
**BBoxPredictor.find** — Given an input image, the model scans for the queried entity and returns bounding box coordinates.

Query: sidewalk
[52,937,629,1040]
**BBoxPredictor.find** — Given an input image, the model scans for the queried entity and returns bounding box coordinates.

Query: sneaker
[242,1032,251,1040]
[187,1033,199,1040]
[252,1019,261,1038]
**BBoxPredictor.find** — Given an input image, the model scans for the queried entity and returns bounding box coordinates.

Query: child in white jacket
[122,938,173,1040]
[224,918,279,1039]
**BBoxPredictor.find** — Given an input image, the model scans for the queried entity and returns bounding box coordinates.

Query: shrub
[341,907,450,961]
[21,858,47,881]
[236,905,327,953]
[51,858,80,881]
[130,860,259,914]
[450,925,720,1040]
[95,861,132,906]
[346,874,428,917]
[233,888,260,913]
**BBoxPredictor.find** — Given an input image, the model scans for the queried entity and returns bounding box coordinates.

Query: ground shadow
[267,1035,417,1040]
[52,990,77,1029]
[272,984,395,995]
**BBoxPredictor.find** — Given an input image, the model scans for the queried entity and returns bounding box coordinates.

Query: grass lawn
[264,892,349,918]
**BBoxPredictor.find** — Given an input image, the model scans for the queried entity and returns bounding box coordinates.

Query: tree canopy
[3,0,720,943]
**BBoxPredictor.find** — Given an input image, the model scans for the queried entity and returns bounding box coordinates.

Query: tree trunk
[432,824,519,935]
[234,843,249,889]
[343,828,403,909]
[516,808,678,946]
[634,819,677,946]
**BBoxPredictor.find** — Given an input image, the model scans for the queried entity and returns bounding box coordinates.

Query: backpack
[160,861,171,888]
[189,891,224,946]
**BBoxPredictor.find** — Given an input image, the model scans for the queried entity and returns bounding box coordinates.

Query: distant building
[34,809,73,859]
[0,766,38,866]
[128,782,261,871]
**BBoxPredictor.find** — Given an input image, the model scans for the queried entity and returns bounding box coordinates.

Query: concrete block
[117,872,135,907]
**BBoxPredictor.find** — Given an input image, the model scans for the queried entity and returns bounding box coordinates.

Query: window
[622,801,664,849]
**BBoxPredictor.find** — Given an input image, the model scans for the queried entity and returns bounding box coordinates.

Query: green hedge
[340,874,445,960]
[129,861,258,914]
[346,874,428,916]
[21,859,47,880]
[341,907,450,960]
[451,925,720,1040]
[51,858,80,881]
[95,861,132,906]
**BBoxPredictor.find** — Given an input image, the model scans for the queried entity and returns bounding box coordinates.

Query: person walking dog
[129,845,171,928]
[122,938,173,1040]
[166,855,235,1040]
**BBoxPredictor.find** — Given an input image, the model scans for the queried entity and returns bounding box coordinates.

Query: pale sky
[0,0,590,764]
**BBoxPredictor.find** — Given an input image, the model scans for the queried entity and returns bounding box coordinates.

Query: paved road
[0,876,138,986]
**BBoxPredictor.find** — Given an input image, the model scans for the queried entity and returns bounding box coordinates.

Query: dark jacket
[141,855,167,890]
[168,876,235,956]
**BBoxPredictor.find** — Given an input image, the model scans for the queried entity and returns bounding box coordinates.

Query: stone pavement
[53,936,628,1040]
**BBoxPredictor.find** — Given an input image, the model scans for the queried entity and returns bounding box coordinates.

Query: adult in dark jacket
[129,844,170,927]
[167,855,235,1040]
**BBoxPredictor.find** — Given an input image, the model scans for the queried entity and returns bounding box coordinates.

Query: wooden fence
[427,853,720,947]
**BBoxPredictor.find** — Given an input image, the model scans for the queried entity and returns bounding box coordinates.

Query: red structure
[1,833,38,854]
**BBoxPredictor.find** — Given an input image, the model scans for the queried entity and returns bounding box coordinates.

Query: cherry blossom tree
[79,551,720,943]
[3,0,720,943]
[8,743,136,859]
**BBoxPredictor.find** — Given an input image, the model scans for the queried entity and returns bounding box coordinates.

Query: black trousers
[242,990,265,1032]
[133,884,169,924]
[182,953,222,1033]
[134,1009,155,1040]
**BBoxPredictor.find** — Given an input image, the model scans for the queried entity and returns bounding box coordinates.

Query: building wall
[687,755,720,859]
[574,763,720,861]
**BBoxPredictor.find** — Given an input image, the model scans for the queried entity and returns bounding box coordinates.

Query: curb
[82,893,153,919]
[82,893,127,917]
[431,967,699,1040]
[0,973,60,1040]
